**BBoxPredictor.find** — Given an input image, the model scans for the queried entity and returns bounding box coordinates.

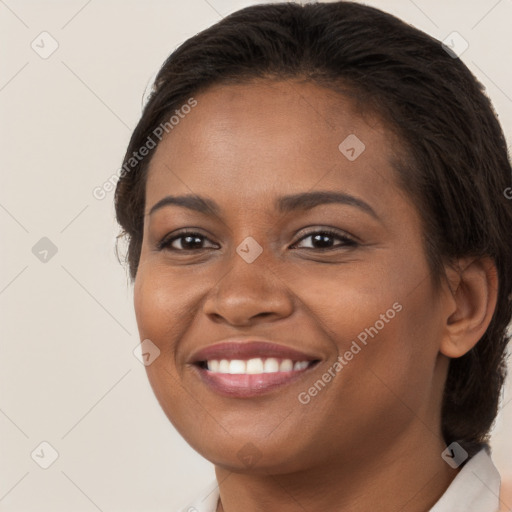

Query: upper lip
[189,338,321,364]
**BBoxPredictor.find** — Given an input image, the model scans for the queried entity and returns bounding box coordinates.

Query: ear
[439,256,498,359]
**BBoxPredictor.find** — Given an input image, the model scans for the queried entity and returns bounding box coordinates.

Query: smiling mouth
[193,357,321,397]
[196,357,316,374]
[188,340,322,397]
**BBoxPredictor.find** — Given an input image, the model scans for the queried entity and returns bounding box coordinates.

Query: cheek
[274,256,412,346]
[133,268,184,406]
[134,275,166,350]
[133,269,201,428]
[133,264,192,352]
[285,250,440,405]
[332,281,441,428]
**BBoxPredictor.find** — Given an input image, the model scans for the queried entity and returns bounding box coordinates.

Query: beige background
[1,0,511,510]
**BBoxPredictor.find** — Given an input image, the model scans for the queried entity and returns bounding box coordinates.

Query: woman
[114,2,512,510]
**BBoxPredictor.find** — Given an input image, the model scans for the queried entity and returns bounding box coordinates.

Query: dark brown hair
[114,1,512,457]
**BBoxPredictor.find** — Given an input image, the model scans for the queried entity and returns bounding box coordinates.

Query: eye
[157,230,218,252]
[157,228,358,252]
[292,229,358,250]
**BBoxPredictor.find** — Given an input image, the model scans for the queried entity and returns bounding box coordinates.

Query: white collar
[430,446,501,511]
[179,447,501,512]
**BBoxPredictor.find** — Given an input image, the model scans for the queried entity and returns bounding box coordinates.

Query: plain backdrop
[1,0,511,510]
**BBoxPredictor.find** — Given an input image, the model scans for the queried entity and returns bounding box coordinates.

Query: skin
[500,481,512,511]
[133,80,498,511]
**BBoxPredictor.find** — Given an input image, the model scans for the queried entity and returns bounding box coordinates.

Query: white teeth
[246,358,264,374]
[279,359,293,372]
[219,359,230,373]
[228,360,246,374]
[208,360,220,372]
[263,358,280,373]
[205,357,311,374]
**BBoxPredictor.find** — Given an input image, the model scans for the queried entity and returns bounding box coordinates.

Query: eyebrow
[148,190,379,220]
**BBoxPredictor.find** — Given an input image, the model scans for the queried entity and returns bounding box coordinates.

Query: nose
[202,247,294,327]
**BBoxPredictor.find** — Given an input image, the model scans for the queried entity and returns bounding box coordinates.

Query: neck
[214,427,459,512]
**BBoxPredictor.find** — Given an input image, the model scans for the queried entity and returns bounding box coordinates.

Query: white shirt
[178,447,501,512]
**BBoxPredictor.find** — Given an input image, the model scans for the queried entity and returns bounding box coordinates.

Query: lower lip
[193,364,318,398]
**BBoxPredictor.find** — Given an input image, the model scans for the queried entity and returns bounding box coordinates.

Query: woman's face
[134,80,449,473]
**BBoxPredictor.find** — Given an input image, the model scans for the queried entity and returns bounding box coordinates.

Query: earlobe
[439,257,499,359]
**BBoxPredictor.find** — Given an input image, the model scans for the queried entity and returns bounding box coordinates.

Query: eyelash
[157,228,358,252]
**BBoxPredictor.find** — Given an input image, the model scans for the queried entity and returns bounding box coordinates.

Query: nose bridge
[202,232,293,324]
[222,204,275,271]
[221,233,278,297]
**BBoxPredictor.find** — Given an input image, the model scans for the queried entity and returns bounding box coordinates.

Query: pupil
[313,234,333,248]
[184,235,202,248]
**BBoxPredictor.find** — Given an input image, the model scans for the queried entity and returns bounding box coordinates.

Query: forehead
[144,80,402,215]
